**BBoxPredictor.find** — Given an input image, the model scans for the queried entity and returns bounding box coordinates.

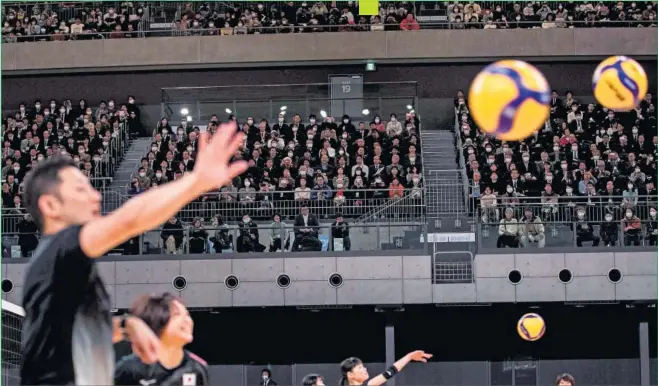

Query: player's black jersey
[21,225,113,385]
[114,350,210,386]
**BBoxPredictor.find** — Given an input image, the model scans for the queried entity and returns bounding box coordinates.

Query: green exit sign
[365,61,377,72]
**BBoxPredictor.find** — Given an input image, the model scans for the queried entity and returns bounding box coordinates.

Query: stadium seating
[456,89,658,249]
[1,97,141,257]
[1,1,654,43]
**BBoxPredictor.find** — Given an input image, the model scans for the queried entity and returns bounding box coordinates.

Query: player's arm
[366,351,432,386]
[80,124,247,258]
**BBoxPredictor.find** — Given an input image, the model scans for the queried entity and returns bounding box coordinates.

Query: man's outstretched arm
[80,123,247,258]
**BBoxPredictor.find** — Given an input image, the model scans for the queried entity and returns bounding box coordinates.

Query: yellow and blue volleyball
[517,313,546,342]
[468,60,551,141]
[592,56,648,111]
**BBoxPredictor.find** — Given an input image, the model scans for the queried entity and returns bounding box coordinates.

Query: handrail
[2,20,652,44]
[162,81,419,92]
[453,111,471,212]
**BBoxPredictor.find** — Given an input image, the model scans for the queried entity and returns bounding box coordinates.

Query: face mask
[309,119,316,124]
[487,159,494,164]
[375,118,380,123]
[13,167,20,172]
[139,172,146,177]
[343,119,349,124]
[19,107,25,111]
[209,22,214,27]
[412,178,420,183]
[506,187,513,193]
[245,182,250,187]
[243,218,250,223]
[156,173,162,178]
[35,104,41,109]
[306,143,313,148]
[103,142,109,147]
[504,158,511,163]
[546,177,553,182]
[628,184,633,190]
[565,187,573,194]
[247,120,254,125]
[632,128,638,134]
[73,157,80,163]
[468,149,474,154]
[485,147,492,152]
[278,117,284,123]
[187,147,194,152]
[635,168,641,173]
[592,156,600,161]
[152,147,158,152]
[522,156,529,162]
[605,215,613,222]
[651,211,656,217]
[626,212,632,218]
[577,212,585,218]
[37,156,44,161]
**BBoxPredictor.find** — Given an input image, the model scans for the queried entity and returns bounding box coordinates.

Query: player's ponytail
[339,357,362,386]
[339,376,347,386]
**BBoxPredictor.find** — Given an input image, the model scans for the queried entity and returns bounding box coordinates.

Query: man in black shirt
[115,293,209,386]
[20,123,247,385]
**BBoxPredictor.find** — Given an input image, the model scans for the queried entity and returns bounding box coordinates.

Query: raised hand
[407,350,433,362]
[191,122,248,193]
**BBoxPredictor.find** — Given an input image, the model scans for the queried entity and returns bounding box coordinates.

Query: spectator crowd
[444,1,657,29]
[136,109,424,254]
[457,88,657,249]
[4,0,655,43]
[1,96,144,257]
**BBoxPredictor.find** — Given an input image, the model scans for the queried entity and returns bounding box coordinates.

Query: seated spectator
[600,212,619,247]
[519,208,546,248]
[161,217,185,254]
[188,218,209,254]
[237,214,265,253]
[622,208,642,246]
[293,205,322,252]
[210,215,233,253]
[497,208,519,248]
[575,208,600,247]
[268,213,289,252]
[331,213,351,251]
[648,207,658,246]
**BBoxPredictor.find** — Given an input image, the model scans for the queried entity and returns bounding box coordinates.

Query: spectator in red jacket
[400,14,420,30]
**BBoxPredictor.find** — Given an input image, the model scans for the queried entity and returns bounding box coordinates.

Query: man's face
[301,207,309,216]
[40,167,102,227]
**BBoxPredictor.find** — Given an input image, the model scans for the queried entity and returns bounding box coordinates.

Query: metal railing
[2,19,653,44]
[161,84,419,123]
[478,220,657,249]
[1,222,426,258]
[474,194,658,223]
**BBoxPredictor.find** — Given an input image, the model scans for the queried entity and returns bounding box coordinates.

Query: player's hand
[191,121,248,194]
[126,317,160,364]
[407,350,433,362]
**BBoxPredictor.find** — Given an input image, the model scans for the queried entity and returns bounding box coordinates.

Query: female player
[339,350,432,385]
[301,373,325,386]
[114,293,209,386]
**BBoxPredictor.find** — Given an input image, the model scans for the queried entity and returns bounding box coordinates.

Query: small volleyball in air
[468,60,551,141]
[517,313,546,342]
[592,56,648,111]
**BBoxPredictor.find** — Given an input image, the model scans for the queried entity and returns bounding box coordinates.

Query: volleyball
[592,56,648,111]
[468,60,551,141]
[517,313,546,342]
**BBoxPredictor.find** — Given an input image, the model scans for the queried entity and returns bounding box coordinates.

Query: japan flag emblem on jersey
[183,373,197,386]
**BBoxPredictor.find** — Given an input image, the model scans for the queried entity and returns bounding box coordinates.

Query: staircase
[420,129,468,219]
[102,137,152,213]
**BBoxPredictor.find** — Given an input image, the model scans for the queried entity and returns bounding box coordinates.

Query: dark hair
[130,292,181,337]
[302,373,323,386]
[261,369,272,377]
[339,357,362,385]
[23,156,76,231]
[556,373,575,386]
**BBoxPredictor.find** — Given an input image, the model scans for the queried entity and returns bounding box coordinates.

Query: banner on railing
[421,232,475,243]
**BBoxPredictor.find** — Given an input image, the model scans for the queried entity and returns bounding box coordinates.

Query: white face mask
[139,172,146,177]
[577,212,585,218]
[522,156,529,162]
[310,119,316,124]
[487,159,494,164]
[561,164,568,170]
[412,178,420,183]
[156,173,162,178]
[103,142,109,147]
[506,187,513,193]
[628,184,634,190]
[278,118,284,123]
[73,157,80,163]
[650,211,657,217]
[390,117,396,122]
[504,158,511,163]
[243,218,250,223]
[343,119,349,124]
[13,167,20,172]
[306,143,313,148]
[374,118,380,123]
[565,187,573,193]
[625,212,632,218]
[245,182,250,187]
[247,120,254,125]
[605,215,613,222]
[152,147,158,152]
[632,128,638,134]
[468,149,474,154]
